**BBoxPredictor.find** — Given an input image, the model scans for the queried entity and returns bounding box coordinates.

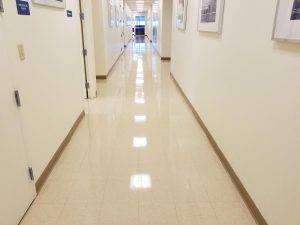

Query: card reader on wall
[0,0,4,12]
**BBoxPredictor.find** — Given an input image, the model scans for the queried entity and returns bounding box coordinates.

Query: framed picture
[115,6,119,27]
[197,0,225,33]
[126,15,132,27]
[32,0,66,8]
[108,0,115,27]
[176,0,188,30]
[273,0,300,42]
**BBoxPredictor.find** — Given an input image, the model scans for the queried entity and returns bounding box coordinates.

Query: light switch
[17,44,25,61]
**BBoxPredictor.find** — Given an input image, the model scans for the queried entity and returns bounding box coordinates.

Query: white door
[0,15,36,225]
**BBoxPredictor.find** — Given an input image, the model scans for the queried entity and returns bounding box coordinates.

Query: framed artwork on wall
[126,15,132,27]
[176,0,188,30]
[197,0,225,33]
[115,5,120,27]
[108,0,115,27]
[32,0,66,8]
[273,0,300,42]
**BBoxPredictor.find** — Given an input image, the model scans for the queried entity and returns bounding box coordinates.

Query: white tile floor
[20,38,257,225]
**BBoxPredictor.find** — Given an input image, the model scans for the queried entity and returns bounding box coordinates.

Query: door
[0,14,36,225]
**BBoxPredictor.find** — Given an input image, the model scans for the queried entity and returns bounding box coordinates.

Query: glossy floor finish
[21,38,256,225]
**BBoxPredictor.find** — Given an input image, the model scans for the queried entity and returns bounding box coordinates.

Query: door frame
[79,0,89,99]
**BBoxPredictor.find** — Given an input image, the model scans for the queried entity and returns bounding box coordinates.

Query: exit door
[0,16,36,225]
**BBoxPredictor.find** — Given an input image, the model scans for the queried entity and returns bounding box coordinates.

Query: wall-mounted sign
[66,10,72,17]
[0,0,4,12]
[16,0,30,15]
[32,0,66,9]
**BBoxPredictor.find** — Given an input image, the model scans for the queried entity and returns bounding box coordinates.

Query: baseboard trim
[35,110,85,193]
[170,72,267,225]
[150,43,170,61]
[96,48,127,80]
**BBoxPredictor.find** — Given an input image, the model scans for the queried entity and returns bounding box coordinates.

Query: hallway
[20,39,256,225]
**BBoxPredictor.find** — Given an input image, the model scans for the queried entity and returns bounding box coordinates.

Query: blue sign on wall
[16,0,30,16]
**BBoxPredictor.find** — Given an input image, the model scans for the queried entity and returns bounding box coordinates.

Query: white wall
[161,0,172,58]
[92,0,107,76]
[2,0,85,180]
[124,4,133,45]
[171,0,300,225]
[152,0,172,58]
[152,0,161,53]
[146,7,153,40]
[93,0,132,77]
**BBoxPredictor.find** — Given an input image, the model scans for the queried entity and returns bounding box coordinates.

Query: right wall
[171,0,300,225]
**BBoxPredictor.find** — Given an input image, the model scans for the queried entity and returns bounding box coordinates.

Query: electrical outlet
[17,44,25,61]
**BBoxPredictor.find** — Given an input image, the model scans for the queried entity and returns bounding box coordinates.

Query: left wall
[2,0,85,180]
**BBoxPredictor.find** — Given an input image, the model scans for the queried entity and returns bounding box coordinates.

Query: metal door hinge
[28,167,34,181]
[14,90,21,107]
[83,49,87,56]
[80,12,85,20]
[85,82,90,89]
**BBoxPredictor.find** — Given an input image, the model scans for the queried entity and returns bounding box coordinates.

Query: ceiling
[125,0,153,13]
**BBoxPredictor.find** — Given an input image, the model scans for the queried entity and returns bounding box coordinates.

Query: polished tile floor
[21,38,256,225]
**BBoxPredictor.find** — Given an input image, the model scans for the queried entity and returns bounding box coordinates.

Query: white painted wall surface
[2,0,85,180]
[92,0,132,77]
[92,0,107,76]
[124,4,133,45]
[171,0,300,224]
[152,0,172,58]
[103,0,124,74]
[146,7,153,41]
[160,0,172,58]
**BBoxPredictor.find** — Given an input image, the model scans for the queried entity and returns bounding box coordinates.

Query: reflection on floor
[134,35,146,43]
[20,39,256,225]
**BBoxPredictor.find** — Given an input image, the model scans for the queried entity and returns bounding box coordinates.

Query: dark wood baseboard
[96,48,128,80]
[150,43,170,61]
[35,110,85,193]
[170,72,267,225]
[96,75,107,79]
